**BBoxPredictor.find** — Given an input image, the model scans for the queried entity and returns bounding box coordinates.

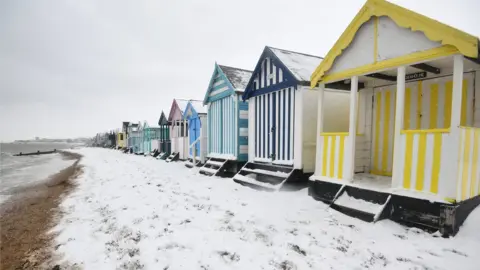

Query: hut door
[371,87,396,176]
[255,93,277,161]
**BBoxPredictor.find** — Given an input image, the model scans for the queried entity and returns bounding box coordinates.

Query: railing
[457,127,480,201]
[317,132,349,180]
[189,137,201,164]
[397,129,450,195]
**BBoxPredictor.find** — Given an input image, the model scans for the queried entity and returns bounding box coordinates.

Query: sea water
[0,142,80,205]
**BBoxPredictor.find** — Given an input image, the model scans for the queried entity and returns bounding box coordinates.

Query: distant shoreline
[0,151,83,269]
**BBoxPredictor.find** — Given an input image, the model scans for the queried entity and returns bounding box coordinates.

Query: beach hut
[166,98,191,162]
[116,132,126,149]
[127,122,140,153]
[232,46,350,190]
[198,64,252,176]
[308,0,480,236]
[157,111,171,159]
[183,100,208,167]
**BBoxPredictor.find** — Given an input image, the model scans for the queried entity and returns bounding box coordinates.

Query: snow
[206,160,225,167]
[218,65,252,92]
[269,47,323,82]
[334,193,384,215]
[52,148,480,270]
[311,173,450,203]
[241,168,289,178]
[199,167,218,175]
[232,174,277,190]
[253,157,272,163]
[208,153,237,160]
[189,100,207,114]
[272,159,294,166]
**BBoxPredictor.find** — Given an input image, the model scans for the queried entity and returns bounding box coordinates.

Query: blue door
[189,118,201,156]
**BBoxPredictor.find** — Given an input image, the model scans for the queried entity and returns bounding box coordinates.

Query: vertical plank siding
[208,96,236,157]
[253,87,295,162]
[238,96,249,161]
[249,57,297,163]
[457,127,480,201]
[318,134,348,180]
[371,73,474,177]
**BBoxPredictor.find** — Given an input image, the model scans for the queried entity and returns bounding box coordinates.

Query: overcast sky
[0,0,478,142]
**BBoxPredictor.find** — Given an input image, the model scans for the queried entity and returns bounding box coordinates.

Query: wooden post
[392,66,406,188]
[346,76,358,182]
[315,83,325,176]
[451,55,464,201]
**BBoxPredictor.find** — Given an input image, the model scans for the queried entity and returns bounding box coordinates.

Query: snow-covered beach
[51,148,480,270]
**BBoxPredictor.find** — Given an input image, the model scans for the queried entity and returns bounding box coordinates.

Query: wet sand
[0,151,82,270]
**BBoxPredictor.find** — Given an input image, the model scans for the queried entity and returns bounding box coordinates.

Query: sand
[0,151,82,270]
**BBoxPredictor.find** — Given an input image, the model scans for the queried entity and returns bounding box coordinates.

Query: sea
[0,142,82,205]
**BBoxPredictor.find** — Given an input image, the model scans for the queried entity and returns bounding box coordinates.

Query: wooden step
[166,152,179,162]
[199,158,228,176]
[233,162,294,191]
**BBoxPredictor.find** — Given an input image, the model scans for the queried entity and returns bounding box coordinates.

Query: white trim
[392,66,406,188]
[315,84,325,175]
[294,88,303,169]
[248,97,256,160]
[452,55,465,201]
[346,76,358,182]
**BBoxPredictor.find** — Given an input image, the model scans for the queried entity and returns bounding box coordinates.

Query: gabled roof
[183,100,207,120]
[268,47,323,81]
[311,0,479,87]
[188,100,207,114]
[242,46,323,100]
[203,63,252,104]
[175,99,190,114]
[218,65,252,91]
[158,111,168,126]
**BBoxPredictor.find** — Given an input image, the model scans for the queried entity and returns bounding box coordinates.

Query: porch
[312,54,480,203]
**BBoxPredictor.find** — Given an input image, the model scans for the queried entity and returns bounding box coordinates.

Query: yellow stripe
[417,81,423,129]
[462,129,471,200]
[373,92,381,172]
[415,133,427,191]
[338,135,345,179]
[329,136,336,178]
[429,84,439,129]
[470,129,479,197]
[322,136,328,176]
[401,129,450,134]
[320,132,349,136]
[404,87,411,129]
[430,133,442,194]
[381,91,391,173]
[374,16,378,63]
[461,79,468,126]
[444,81,453,128]
[403,133,413,189]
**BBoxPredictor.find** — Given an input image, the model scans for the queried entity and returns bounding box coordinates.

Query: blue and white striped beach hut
[232,46,350,190]
[198,64,252,176]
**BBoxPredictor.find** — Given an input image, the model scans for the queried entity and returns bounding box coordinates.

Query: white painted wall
[326,16,442,76]
[377,17,441,62]
[301,87,319,173]
[322,89,351,132]
[200,115,208,162]
[327,18,375,75]
[293,89,303,169]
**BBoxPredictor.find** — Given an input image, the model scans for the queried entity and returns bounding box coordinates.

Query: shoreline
[0,151,83,270]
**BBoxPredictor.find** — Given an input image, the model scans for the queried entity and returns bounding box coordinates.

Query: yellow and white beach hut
[308,0,480,236]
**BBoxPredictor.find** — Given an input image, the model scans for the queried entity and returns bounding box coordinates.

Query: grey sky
[0,0,478,142]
